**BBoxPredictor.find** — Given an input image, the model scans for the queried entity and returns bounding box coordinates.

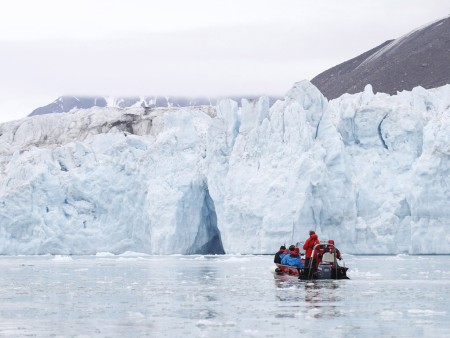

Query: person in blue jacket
[281,247,304,268]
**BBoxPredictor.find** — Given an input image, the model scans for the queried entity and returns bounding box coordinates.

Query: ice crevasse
[0,80,449,255]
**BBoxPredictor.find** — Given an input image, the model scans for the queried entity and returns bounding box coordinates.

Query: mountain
[28,95,281,117]
[1,80,449,255]
[311,15,450,100]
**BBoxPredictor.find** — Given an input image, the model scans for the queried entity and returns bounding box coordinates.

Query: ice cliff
[0,81,449,255]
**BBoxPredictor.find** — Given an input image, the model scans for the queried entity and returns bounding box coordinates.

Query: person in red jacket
[324,239,342,260]
[303,230,320,269]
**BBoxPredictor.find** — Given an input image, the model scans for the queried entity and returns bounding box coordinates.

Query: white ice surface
[0,81,449,254]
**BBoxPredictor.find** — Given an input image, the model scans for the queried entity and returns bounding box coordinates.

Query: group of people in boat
[274,230,342,269]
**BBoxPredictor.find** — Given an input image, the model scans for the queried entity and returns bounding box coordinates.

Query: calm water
[0,254,449,337]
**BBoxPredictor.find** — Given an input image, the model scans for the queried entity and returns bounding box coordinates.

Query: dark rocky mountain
[311,15,450,100]
[29,95,281,117]
[30,97,108,116]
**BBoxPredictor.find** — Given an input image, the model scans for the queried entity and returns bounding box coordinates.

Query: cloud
[0,0,449,122]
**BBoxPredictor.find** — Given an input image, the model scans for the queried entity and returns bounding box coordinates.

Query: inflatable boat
[275,243,350,280]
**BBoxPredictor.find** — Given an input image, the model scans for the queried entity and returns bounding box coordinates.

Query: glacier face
[0,81,449,255]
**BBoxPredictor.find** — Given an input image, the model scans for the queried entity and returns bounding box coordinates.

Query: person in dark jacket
[303,230,320,269]
[281,247,304,268]
[274,245,286,264]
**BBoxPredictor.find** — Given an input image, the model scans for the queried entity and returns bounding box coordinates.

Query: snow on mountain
[28,95,281,117]
[1,81,449,255]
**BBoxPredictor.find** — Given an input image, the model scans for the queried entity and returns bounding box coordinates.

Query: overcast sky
[0,0,448,122]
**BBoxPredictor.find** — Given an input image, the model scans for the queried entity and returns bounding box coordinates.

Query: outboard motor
[317,263,332,279]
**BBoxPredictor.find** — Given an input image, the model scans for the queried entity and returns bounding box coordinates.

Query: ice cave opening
[187,188,225,255]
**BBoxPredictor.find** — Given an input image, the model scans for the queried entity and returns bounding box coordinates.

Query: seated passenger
[323,239,342,260]
[286,244,295,254]
[274,245,286,264]
[281,247,305,268]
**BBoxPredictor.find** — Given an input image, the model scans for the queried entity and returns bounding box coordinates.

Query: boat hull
[275,263,349,280]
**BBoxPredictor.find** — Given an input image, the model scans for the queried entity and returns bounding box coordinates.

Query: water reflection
[273,274,302,289]
[273,275,343,318]
[304,281,340,303]
[304,282,341,318]
[0,255,449,337]
[176,262,219,283]
[173,262,220,320]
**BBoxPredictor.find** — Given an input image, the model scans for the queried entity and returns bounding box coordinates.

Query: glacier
[0,80,449,255]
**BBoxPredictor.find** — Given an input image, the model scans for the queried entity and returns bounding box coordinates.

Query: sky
[0,0,449,123]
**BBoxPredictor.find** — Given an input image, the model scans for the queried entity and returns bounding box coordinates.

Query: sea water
[0,254,449,337]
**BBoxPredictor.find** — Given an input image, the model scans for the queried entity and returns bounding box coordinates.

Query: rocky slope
[311,16,450,100]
